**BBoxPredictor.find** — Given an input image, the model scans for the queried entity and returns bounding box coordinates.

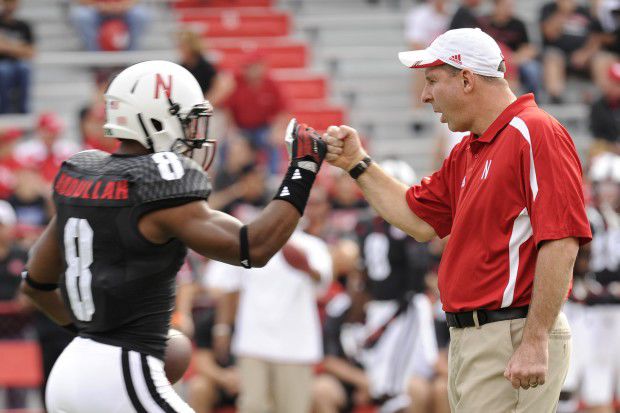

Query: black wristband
[349,156,373,179]
[239,225,251,269]
[273,164,316,215]
[21,270,58,291]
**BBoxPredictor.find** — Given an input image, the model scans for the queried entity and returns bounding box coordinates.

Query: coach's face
[421,66,470,132]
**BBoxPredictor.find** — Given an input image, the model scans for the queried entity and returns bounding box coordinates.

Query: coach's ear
[461,69,475,94]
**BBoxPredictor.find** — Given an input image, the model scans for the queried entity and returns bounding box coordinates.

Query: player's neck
[114,140,151,156]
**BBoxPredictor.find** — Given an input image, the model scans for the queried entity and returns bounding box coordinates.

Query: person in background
[312,280,370,413]
[221,50,289,175]
[354,160,437,413]
[448,0,482,30]
[204,229,332,413]
[578,153,620,413]
[0,0,34,114]
[14,112,80,184]
[590,61,620,150]
[177,30,234,107]
[0,199,30,409]
[79,69,119,153]
[187,305,240,413]
[0,127,23,199]
[540,0,602,103]
[404,0,452,107]
[0,199,27,320]
[481,0,542,95]
[69,0,150,51]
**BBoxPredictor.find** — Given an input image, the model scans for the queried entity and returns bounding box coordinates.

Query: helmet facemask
[169,100,217,171]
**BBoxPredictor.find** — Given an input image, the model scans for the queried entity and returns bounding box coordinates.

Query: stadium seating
[0,341,42,389]
[179,10,290,38]
[172,0,272,9]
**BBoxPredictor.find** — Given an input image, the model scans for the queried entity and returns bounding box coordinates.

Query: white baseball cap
[398,28,506,78]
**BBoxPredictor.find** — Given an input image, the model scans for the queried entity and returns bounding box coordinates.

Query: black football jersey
[357,217,429,301]
[52,150,211,359]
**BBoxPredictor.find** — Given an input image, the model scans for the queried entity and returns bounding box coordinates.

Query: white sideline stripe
[501,207,533,308]
[509,117,538,200]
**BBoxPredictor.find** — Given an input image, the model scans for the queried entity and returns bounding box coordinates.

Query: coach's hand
[323,125,368,171]
[504,336,548,390]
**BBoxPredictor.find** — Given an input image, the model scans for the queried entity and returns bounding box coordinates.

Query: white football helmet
[104,60,216,170]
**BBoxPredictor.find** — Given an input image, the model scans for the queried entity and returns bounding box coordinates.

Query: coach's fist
[323,125,368,171]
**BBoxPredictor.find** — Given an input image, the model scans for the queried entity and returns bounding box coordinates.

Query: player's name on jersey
[54,172,129,201]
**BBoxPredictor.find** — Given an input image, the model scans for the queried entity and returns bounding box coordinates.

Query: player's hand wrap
[274,119,327,215]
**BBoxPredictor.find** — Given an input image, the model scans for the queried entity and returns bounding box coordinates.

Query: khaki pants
[448,312,571,413]
[237,356,313,413]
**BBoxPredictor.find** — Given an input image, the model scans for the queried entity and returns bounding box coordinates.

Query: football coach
[323,28,592,412]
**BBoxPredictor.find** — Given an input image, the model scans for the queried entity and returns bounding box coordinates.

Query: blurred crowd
[0,0,618,412]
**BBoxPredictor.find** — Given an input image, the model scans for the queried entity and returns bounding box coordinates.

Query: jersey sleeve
[405,152,455,238]
[133,152,211,207]
[522,117,592,247]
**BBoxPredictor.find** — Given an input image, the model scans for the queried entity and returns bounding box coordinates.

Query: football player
[20,60,327,413]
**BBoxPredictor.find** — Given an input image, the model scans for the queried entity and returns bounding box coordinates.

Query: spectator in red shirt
[222,51,289,175]
[79,69,119,153]
[14,112,80,184]
[0,128,23,199]
[324,28,591,412]
[69,0,150,51]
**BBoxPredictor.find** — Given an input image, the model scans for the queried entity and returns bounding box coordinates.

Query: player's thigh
[47,338,194,413]
[46,338,137,413]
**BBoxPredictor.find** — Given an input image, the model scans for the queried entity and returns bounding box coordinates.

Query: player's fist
[323,125,368,171]
[285,118,327,174]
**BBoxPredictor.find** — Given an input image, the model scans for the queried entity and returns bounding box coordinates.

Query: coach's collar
[476,94,537,143]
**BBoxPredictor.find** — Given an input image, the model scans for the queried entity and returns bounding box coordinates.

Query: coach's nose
[421,86,433,104]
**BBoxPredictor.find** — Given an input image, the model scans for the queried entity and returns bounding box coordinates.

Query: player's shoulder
[128,151,212,204]
[510,106,570,145]
[63,149,110,170]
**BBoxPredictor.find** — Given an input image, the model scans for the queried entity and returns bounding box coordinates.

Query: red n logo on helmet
[154,74,172,99]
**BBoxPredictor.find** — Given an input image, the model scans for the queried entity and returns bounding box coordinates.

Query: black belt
[446,306,529,328]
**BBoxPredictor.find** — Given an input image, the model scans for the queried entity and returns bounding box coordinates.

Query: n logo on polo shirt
[481,160,492,180]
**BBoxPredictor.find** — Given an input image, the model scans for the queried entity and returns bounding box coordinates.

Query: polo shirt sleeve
[405,155,454,238]
[522,118,592,247]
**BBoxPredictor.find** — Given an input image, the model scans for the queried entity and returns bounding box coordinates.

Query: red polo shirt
[406,94,592,312]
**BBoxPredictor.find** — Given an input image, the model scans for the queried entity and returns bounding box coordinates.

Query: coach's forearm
[522,238,578,342]
[356,163,435,242]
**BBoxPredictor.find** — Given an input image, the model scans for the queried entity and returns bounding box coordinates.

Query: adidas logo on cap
[448,54,462,65]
